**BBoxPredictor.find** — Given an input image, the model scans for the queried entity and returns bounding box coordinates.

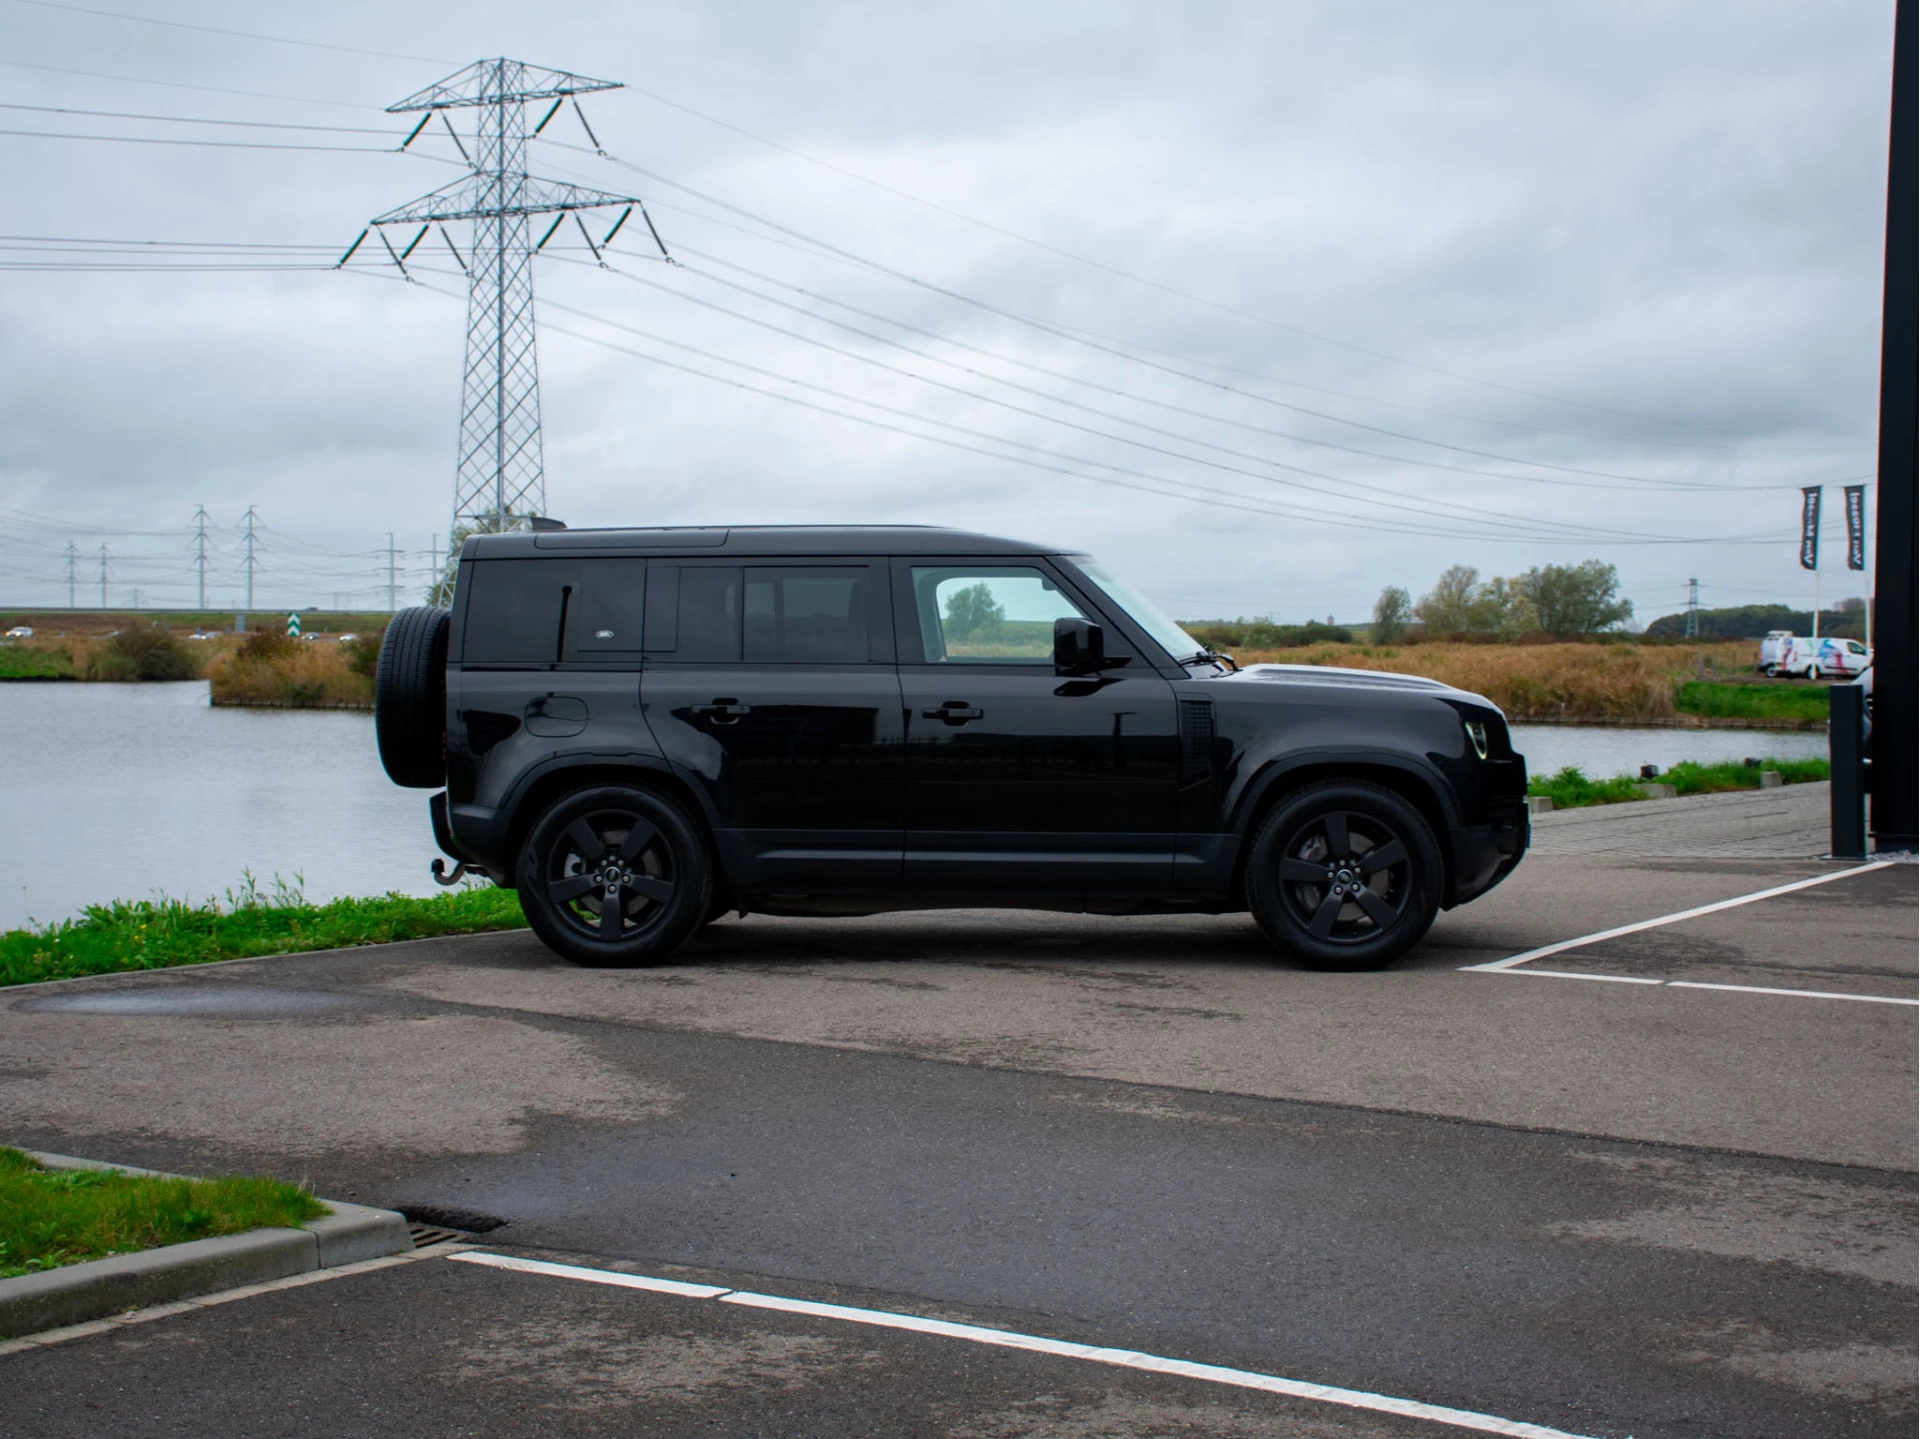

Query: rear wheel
[1763,663,1780,678]
[516,786,711,967]
[1245,781,1442,971]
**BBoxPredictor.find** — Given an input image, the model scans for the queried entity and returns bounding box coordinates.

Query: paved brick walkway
[1531,781,1835,859]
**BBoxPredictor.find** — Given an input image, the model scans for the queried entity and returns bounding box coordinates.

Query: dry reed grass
[1232,640,1757,721]
[206,635,372,708]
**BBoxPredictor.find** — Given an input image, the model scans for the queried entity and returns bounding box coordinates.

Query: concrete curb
[0,1151,412,1340]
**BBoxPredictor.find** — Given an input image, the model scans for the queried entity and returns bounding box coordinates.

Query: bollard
[1830,684,1868,859]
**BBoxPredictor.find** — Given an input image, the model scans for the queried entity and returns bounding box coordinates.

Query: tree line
[1371,560,1632,641]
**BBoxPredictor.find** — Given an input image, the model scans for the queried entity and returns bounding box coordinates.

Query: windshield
[1074,557,1206,661]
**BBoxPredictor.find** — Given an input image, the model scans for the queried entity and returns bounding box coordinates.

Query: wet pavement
[0,840,1913,1438]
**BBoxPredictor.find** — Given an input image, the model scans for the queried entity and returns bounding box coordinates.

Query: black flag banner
[1799,486,1822,570]
[1844,484,1867,570]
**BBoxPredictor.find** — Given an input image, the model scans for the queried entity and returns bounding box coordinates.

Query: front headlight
[1464,721,1489,760]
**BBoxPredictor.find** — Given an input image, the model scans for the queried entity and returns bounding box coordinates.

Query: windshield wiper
[1181,649,1237,673]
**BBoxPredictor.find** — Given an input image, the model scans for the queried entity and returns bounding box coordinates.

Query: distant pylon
[1684,577,1699,638]
[359,59,666,540]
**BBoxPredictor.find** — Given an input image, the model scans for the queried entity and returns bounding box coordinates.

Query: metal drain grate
[408,1223,471,1248]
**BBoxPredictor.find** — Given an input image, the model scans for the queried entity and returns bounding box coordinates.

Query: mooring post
[1830,684,1869,859]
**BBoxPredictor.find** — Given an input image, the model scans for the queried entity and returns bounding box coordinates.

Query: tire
[374,606,450,788]
[1763,663,1780,678]
[516,785,712,967]
[1245,781,1443,972]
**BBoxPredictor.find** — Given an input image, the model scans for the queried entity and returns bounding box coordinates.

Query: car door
[640,559,903,889]
[892,557,1179,892]
[447,556,652,816]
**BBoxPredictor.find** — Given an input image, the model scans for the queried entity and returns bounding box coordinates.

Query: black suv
[376,525,1527,970]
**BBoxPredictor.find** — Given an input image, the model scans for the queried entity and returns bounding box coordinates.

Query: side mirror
[1054,617,1106,674]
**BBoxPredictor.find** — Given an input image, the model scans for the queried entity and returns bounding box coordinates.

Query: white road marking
[1665,980,1919,1006]
[1479,968,1918,1006]
[450,1250,729,1297]
[448,1251,1602,1439]
[1463,861,1895,972]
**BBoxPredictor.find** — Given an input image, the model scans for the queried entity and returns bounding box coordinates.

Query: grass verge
[1,875,527,988]
[0,1147,327,1279]
[1675,680,1831,722]
[1529,758,1830,809]
[0,646,73,679]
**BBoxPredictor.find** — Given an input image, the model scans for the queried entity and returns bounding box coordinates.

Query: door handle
[690,699,753,725]
[922,702,983,725]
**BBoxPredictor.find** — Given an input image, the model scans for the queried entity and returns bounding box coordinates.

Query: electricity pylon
[357,59,665,541]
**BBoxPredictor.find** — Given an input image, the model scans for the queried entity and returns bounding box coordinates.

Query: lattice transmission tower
[355,59,664,544]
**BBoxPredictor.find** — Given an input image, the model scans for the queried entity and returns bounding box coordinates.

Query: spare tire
[375,606,450,788]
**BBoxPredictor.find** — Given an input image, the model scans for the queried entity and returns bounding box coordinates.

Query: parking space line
[1475,967,1918,1005]
[1462,861,1894,972]
[447,1250,1601,1439]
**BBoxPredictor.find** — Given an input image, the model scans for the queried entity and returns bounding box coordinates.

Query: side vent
[1178,698,1215,783]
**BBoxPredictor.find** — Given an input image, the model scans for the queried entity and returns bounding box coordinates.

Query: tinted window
[677,565,742,662]
[745,568,869,663]
[567,560,647,656]
[909,566,1087,663]
[463,559,576,665]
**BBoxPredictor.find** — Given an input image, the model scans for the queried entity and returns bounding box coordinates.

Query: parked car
[3,625,31,639]
[373,525,1530,972]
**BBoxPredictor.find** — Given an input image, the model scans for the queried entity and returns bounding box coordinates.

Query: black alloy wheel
[1246,781,1442,971]
[516,785,711,967]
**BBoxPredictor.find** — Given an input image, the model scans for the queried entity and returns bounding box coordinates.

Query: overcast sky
[0,0,1898,623]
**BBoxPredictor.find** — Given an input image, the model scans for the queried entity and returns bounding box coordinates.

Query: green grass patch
[0,646,73,680]
[1527,766,1648,808]
[1,875,527,988]
[1676,680,1830,722]
[0,1146,327,1279]
[1528,758,1831,809]
[1664,758,1829,794]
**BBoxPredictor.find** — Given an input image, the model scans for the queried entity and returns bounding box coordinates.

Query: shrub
[343,624,387,679]
[83,625,200,682]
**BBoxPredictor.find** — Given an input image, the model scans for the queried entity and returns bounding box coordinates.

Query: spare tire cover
[375,606,450,788]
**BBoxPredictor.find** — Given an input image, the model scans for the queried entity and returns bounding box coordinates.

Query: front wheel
[1245,781,1443,971]
[516,786,712,967]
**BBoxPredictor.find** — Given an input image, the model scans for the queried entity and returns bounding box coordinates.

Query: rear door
[447,557,652,815]
[641,559,904,889]
[893,557,1179,892]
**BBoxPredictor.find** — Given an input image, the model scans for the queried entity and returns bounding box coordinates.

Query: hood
[1224,663,1502,714]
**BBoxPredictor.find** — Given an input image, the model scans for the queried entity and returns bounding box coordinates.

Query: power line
[574,147,1807,488]
[548,139,1764,440]
[568,261,1666,545]
[662,245,1806,494]
[0,126,456,155]
[0,101,400,134]
[9,0,452,65]
[0,56,375,110]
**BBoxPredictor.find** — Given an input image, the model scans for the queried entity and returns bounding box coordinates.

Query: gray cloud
[0,0,1894,622]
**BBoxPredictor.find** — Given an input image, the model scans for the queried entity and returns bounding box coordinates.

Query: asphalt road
[1,848,1913,1438]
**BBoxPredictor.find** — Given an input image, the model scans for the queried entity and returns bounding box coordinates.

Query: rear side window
[462,559,576,665]
[568,560,647,656]
[744,568,869,663]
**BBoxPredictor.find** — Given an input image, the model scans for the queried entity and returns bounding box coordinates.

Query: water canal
[0,682,1829,926]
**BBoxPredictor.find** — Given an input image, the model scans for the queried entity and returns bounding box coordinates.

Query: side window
[744,568,870,663]
[909,566,1088,663]
[566,560,647,657]
[677,565,743,662]
[462,559,577,665]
